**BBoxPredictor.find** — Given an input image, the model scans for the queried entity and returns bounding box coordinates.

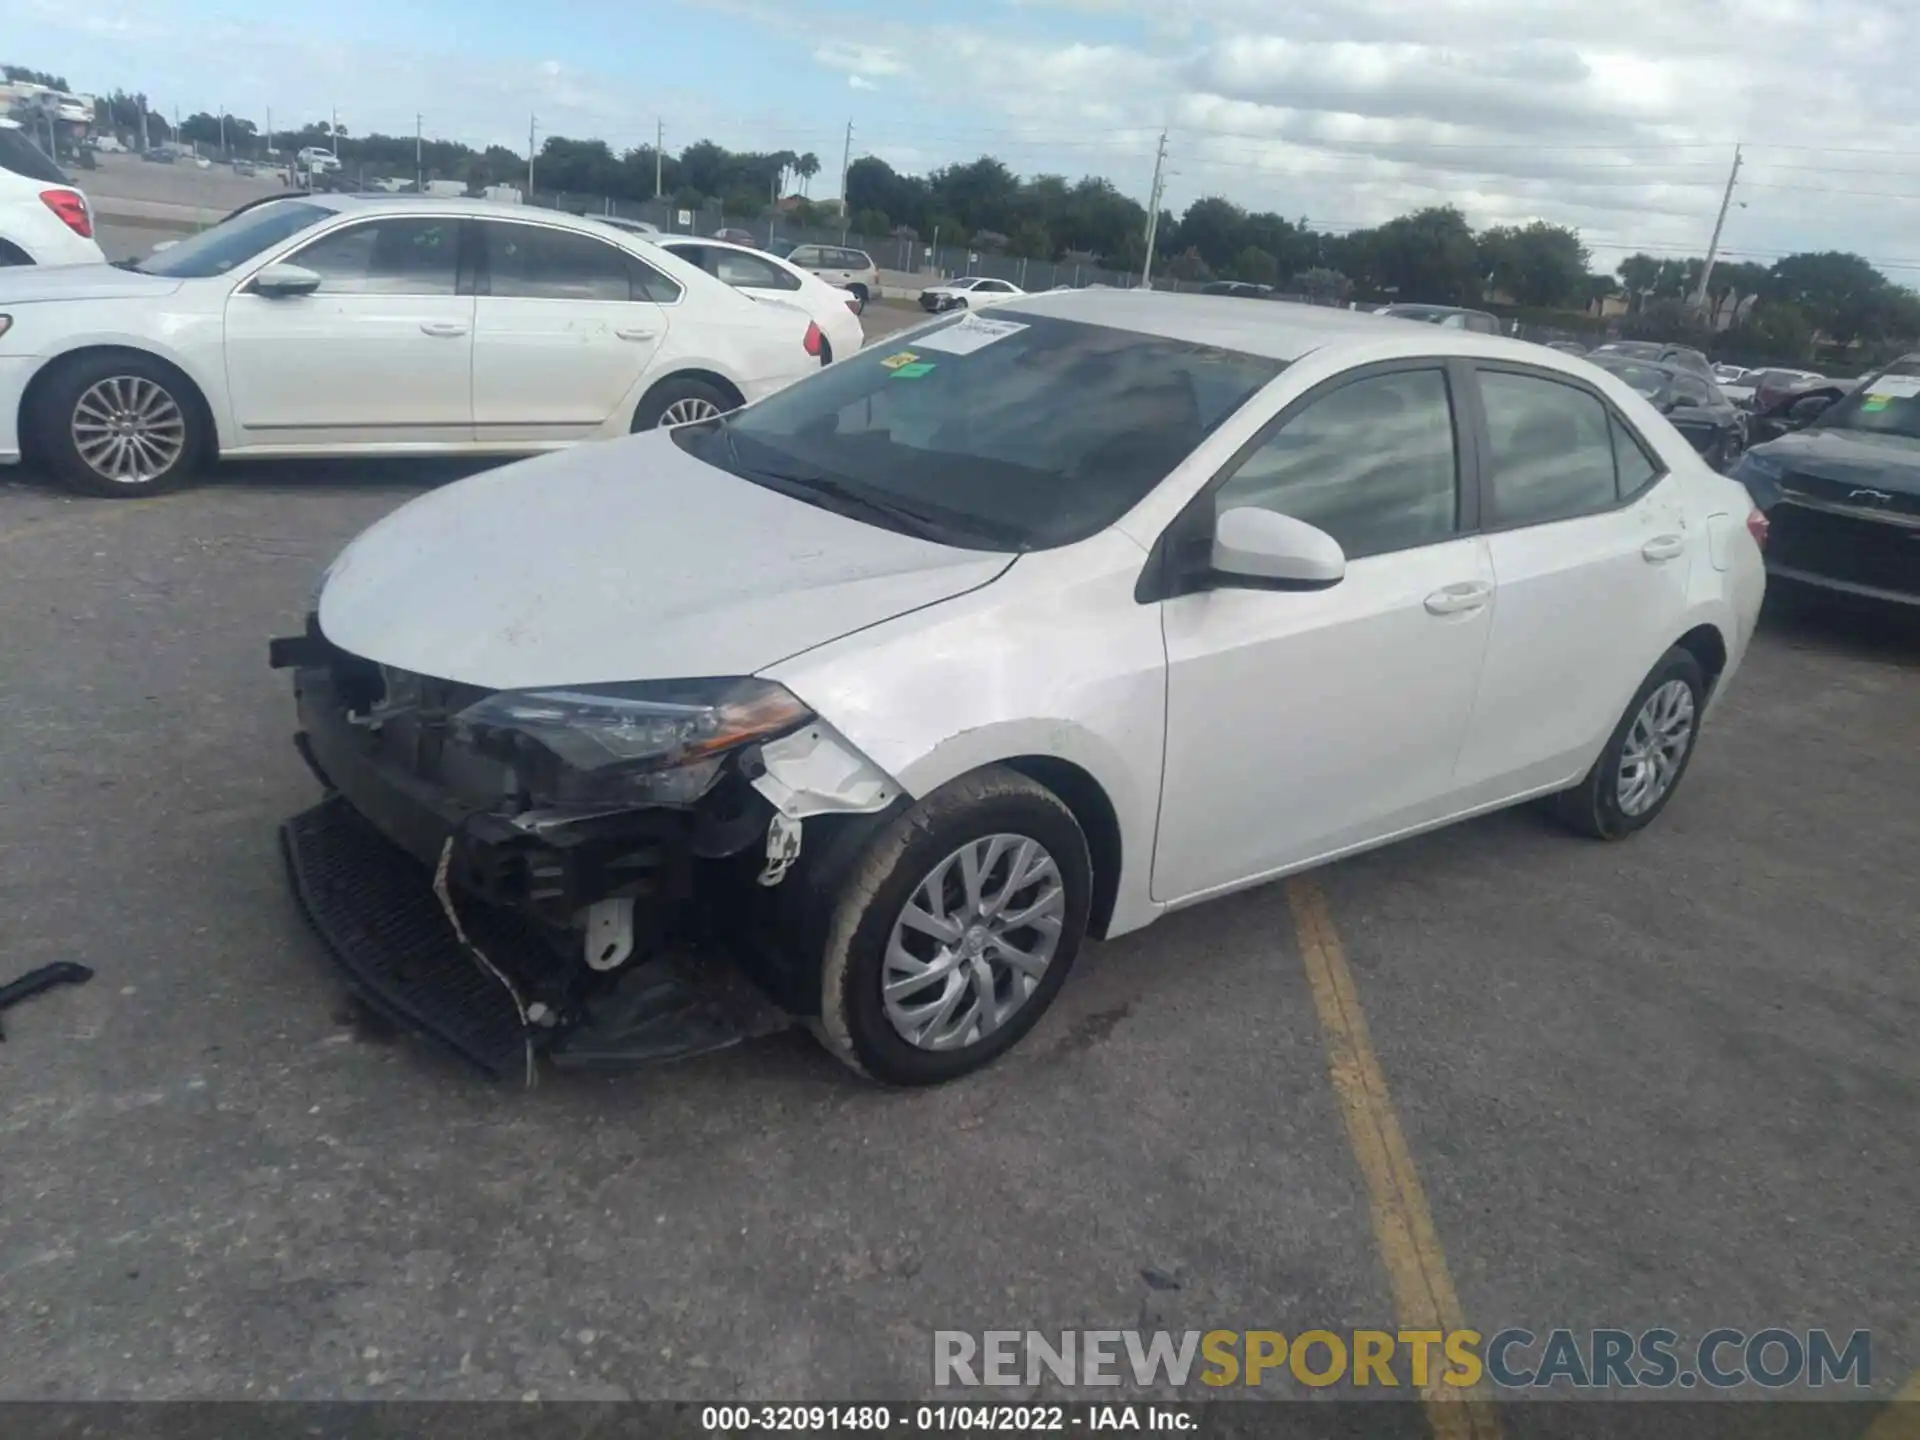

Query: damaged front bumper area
[270,618,902,1081]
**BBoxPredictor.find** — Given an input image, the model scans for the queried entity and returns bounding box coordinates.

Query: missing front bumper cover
[281,795,791,1079]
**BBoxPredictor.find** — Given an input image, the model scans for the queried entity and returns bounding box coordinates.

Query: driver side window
[1212,368,1461,559]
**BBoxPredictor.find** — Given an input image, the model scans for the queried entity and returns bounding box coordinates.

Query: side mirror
[1786,395,1832,426]
[251,262,322,297]
[1210,507,1346,591]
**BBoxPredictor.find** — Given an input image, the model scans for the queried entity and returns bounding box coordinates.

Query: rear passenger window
[1214,368,1459,559]
[487,223,632,301]
[1478,371,1618,527]
[1611,415,1660,497]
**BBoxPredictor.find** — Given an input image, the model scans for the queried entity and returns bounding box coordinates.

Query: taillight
[802,320,824,358]
[39,188,93,239]
[1746,507,1769,549]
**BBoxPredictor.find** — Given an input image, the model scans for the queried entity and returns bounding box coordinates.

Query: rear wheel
[845,283,869,314]
[816,766,1092,1086]
[1550,647,1707,840]
[33,353,206,498]
[631,376,736,432]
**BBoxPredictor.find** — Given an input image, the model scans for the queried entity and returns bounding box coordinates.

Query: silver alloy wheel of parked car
[658,396,724,426]
[70,376,187,485]
[881,832,1066,1051]
[1616,679,1696,816]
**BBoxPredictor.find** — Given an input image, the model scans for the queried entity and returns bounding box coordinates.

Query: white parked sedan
[643,232,864,362]
[0,118,105,268]
[918,275,1026,313]
[277,292,1765,1085]
[0,195,827,496]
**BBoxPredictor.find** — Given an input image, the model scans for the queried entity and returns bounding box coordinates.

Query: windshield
[1589,358,1669,396]
[1809,367,1920,442]
[135,200,331,277]
[689,310,1287,551]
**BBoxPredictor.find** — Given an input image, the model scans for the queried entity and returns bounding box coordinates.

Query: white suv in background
[782,243,881,311]
[0,119,105,267]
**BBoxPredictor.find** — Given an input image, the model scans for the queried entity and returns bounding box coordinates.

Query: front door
[1154,363,1496,902]
[223,213,473,446]
[470,220,672,441]
[1451,365,1696,801]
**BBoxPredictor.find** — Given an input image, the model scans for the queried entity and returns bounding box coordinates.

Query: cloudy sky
[13,0,1920,278]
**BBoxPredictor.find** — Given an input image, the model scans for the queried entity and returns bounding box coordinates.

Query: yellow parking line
[1286,876,1503,1440]
[1862,1369,1920,1440]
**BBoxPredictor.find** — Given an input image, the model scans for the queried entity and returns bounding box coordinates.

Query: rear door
[1451,364,1694,802]
[471,219,680,440]
[223,212,473,444]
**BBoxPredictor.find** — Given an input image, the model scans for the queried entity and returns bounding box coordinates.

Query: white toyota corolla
[0,195,828,497]
[274,291,1766,1086]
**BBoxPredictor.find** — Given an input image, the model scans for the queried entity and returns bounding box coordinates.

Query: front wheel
[1550,647,1707,840]
[34,353,205,498]
[816,766,1092,1085]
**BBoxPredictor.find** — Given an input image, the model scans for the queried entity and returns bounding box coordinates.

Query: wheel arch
[1672,621,1729,695]
[634,367,746,423]
[19,344,220,467]
[997,754,1124,940]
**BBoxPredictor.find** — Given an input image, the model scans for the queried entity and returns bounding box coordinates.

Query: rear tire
[32,352,206,498]
[846,284,868,314]
[815,765,1092,1086]
[630,376,737,432]
[1550,647,1707,840]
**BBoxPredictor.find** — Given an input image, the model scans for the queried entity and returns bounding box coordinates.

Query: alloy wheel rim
[882,833,1066,1051]
[658,397,722,426]
[72,376,186,484]
[1616,679,1696,816]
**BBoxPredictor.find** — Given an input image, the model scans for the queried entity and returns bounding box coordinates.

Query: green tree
[1477,221,1589,308]
[1769,251,1902,344]
[1363,207,1482,304]
[1293,267,1353,305]
[2,64,70,90]
[1231,246,1279,287]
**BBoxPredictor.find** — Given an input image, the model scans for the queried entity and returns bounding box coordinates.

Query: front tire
[33,353,205,498]
[1550,647,1707,840]
[816,766,1092,1085]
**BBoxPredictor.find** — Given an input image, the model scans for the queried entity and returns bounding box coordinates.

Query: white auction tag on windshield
[1864,374,1920,398]
[914,313,1029,355]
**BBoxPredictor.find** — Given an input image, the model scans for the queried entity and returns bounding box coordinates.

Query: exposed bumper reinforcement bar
[281,795,792,1080]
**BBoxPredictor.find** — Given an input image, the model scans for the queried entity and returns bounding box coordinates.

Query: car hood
[317,430,1017,691]
[1752,428,1920,495]
[0,262,185,303]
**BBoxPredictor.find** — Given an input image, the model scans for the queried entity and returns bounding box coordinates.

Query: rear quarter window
[0,126,69,184]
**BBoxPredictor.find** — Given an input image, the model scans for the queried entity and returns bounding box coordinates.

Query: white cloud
[15,0,1920,277]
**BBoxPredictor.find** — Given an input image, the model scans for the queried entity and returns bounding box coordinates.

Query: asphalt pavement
[0,345,1914,1416]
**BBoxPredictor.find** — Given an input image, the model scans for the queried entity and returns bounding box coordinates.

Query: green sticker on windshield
[890,362,936,379]
[1862,396,1890,411]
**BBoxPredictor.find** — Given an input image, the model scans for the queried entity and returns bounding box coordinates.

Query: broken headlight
[450,677,811,808]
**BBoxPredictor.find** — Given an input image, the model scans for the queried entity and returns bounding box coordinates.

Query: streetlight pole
[1692,143,1743,314]
[1140,130,1169,288]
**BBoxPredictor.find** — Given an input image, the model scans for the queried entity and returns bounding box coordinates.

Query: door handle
[615,327,657,341]
[419,322,468,338]
[1424,581,1493,616]
[1642,534,1687,562]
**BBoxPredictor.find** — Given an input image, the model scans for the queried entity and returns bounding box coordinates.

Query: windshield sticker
[889,362,937,379]
[879,351,920,370]
[1862,397,1891,412]
[1864,374,1920,398]
[913,314,1029,356]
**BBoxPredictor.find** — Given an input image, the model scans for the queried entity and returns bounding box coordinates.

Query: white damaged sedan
[275,291,1766,1085]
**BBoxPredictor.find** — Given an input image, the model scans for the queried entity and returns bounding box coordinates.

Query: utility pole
[527,114,537,193]
[264,105,271,157]
[218,107,226,156]
[1692,142,1742,313]
[655,118,664,198]
[1140,129,1170,288]
[331,106,339,156]
[138,96,149,154]
[838,119,853,239]
[415,113,423,190]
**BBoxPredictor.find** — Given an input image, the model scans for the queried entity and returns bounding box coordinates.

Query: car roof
[1588,353,1680,379]
[310,193,602,224]
[998,289,1566,365]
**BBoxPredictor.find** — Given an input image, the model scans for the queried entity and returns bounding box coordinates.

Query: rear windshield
[1589,359,1670,396]
[0,125,69,185]
[686,310,1287,551]
[135,199,331,277]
